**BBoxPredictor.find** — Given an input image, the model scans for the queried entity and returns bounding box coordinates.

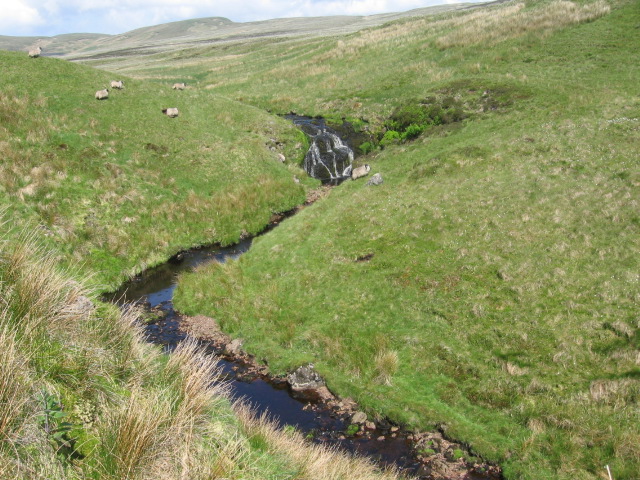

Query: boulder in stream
[287,364,334,402]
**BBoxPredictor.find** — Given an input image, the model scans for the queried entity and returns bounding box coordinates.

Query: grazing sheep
[95,89,109,100]
[162,107,179,118]
[28,46,42,58]
[351,164,371,180]
[172,82,186,90]
[110,80,124,89]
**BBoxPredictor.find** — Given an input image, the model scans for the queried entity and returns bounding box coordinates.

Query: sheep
[172,82,186,90]
[162,107,179,118]
[95,89,109,100]
[351,164,371,180]
[110,80,124,89]
[28,46,42,58]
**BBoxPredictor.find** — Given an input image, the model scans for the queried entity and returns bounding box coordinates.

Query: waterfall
[288,115,354,182]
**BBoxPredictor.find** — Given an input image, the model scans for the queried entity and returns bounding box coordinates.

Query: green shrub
[359,141,376,154]
[379,130,401,147]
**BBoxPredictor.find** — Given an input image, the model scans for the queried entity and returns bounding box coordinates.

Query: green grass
[0,49,314,288]
[0,226,404,480]
[171,1,640,478]
[1,0,638,478]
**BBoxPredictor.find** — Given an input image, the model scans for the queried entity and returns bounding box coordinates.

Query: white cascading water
[288,115,354,182]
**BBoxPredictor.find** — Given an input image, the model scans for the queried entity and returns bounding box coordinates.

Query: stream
[106,229,501,480]
[106,234,421,473]
[104,120,502,479]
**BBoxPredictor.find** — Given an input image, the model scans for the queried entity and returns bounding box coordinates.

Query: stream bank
[106,194,502,480]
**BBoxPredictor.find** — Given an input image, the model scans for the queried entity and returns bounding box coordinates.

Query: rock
[180,315,230,348]
[367,173,383,186]
[225,338,244,356]
[287,364,325,390]
[314,386,336,402]
[365,421,376,430]
[287,364,334,402]
[377,435,385,441]
[278,153,286,163]
[351,411,367,424]
[427,456,458,479]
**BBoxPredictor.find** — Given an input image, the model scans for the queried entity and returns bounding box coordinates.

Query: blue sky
[0,0,484,37]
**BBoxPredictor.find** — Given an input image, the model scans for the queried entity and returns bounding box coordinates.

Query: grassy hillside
[0,34,109,57]
[0,50,311,288]
[63,4,471,73]
[172,0,640,478]
[0,50,407,480]
[0,225,406,480]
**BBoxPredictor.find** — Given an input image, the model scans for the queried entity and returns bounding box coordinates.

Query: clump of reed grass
[374,350,400,386]
[94,389,172,479]
[0,322,32,442]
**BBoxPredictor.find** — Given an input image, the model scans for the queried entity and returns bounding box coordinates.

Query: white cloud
[0,0,45,33]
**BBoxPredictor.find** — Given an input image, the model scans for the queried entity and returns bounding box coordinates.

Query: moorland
[0,0,638,479]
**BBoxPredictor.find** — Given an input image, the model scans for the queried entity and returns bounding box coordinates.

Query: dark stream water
[107,234,501,480]
[107,236,420,473]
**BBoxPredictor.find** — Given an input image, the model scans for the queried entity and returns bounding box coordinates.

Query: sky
[0,0,484,37]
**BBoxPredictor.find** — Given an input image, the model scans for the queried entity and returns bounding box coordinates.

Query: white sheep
[351,164,371,180]
[28,46,42,58]
[172,82,186,90]
[95,89,109,100]
[110,80,124,89]
[162,107,179,118]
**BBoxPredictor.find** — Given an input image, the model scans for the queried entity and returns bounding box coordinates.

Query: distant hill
[0,4,472,61]
[0,33,109,56]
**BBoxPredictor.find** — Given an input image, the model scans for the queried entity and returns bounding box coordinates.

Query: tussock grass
[0,323,32,442]
[436,0,611,48]
[96,389,173,479]
[374,350,399,386]
[235,403,405,480]
[0,223,399,479]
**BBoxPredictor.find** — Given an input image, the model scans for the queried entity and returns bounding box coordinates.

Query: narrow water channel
[105,120,501,479]
[106,235,421,473]
[106,229,501,480]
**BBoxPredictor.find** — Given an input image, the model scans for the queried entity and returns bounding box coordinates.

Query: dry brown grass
[0,231,80,339]
[374,350,400,386]
[97,389,173,480]
[234,403,408,480]
[0,322,32,442]
[436,0,611,49]
[165,339,230,423]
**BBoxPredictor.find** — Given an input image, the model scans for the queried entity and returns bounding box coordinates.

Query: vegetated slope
[0,33,109,57]
[63,4,473,73]
[0,50,309,288]
[0,226,406,480]
[173,0,640,479]
[0,4,472,65]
